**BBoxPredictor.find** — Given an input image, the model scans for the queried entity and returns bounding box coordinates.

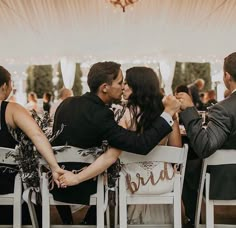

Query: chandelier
[110,0,139,12]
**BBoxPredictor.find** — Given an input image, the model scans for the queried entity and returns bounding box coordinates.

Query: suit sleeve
[180,105,231,158]
[94,108,172,155]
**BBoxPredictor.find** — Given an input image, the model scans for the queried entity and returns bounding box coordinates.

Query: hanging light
[110,0,139,12]
[60,57,76,89]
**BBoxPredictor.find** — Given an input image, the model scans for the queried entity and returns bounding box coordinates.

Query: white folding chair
[119,144,188,228]
[38,146,107,228]
[0,147,22,228]
[195,149,236,228]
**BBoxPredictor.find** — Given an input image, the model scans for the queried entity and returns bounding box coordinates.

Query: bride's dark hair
[125,66,164,133]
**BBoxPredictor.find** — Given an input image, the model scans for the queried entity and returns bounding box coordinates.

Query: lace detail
[138,161,159,172]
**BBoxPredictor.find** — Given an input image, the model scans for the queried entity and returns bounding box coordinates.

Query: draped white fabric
[60,57,76,89]
[0,0,236,64]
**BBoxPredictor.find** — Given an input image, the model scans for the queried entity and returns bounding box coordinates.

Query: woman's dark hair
[87,61,121,93]
[125,66,164,133]
[0,66,11,87]
[43,92,52,102]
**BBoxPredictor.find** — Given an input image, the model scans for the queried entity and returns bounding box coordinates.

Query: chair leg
[205,173,214,228]
[13,174,22,228]
[119,174,127,228]
[97,175,104,228]
[115,182,118,228]
[173,174,181,228]
[195,163,207,228]
[106,205,110,228]
[42,173,50,228]
[26,189,39,228]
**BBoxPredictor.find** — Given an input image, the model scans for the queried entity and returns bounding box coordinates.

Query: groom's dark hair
[87,61,121,93]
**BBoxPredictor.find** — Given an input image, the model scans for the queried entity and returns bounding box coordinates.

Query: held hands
[175,92,194,111]
[59,170,80,187]
[162,95,181,117]
[51,166,67,188]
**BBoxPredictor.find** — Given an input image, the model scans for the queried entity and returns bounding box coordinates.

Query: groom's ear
[101,83,108,93]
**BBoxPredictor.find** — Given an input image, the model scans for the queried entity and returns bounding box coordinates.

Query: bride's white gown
[128,204,173,224]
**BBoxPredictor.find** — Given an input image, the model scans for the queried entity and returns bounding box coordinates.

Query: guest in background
[203,89,217,110]
[25,91,38,112]
[43,92,52,113]
[199,92,206,104]
[188,78,205,110]
[175,84,190,95]
[50,88,73,119]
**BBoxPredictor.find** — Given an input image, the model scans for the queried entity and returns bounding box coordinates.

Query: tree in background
[172,62,211,92]
[26,63,82,100]
[56,62,82,96]
[26,65,53,98]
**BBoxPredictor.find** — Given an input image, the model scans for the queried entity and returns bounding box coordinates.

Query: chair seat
[47,192,98,206]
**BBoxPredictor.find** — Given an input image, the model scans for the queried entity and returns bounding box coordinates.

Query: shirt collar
[231,89,236,94]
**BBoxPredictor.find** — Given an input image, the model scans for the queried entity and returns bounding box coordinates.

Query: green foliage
[56,62,82,96]
[26,66,34,94]
[172,62,211,92]
[26,65,53,98]
[73,63,83,96]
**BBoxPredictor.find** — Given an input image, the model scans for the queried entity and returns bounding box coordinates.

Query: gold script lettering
[125,162,178,194]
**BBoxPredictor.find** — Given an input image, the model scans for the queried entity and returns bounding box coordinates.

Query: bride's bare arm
[167,115,182,147]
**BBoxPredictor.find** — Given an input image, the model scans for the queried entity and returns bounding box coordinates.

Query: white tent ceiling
[1,0,236,67]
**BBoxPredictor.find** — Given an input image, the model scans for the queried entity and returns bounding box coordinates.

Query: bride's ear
[0,82,7,92]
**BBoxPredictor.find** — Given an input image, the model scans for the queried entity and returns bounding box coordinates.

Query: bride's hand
[51,166,66,188]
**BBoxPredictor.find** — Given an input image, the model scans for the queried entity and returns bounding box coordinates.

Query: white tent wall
[0,0,234,99]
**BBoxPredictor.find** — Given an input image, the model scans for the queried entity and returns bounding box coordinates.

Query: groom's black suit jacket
[51,92,172,204]
[53,92,171,154]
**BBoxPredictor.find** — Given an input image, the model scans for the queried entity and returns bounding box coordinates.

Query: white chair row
[195,149,236,228]
[38,145,188,228]
[0,147,22,228]
[1,145,189,228]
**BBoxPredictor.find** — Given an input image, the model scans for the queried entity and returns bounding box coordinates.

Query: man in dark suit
[177,52,236,226]
[52,61,180,224]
